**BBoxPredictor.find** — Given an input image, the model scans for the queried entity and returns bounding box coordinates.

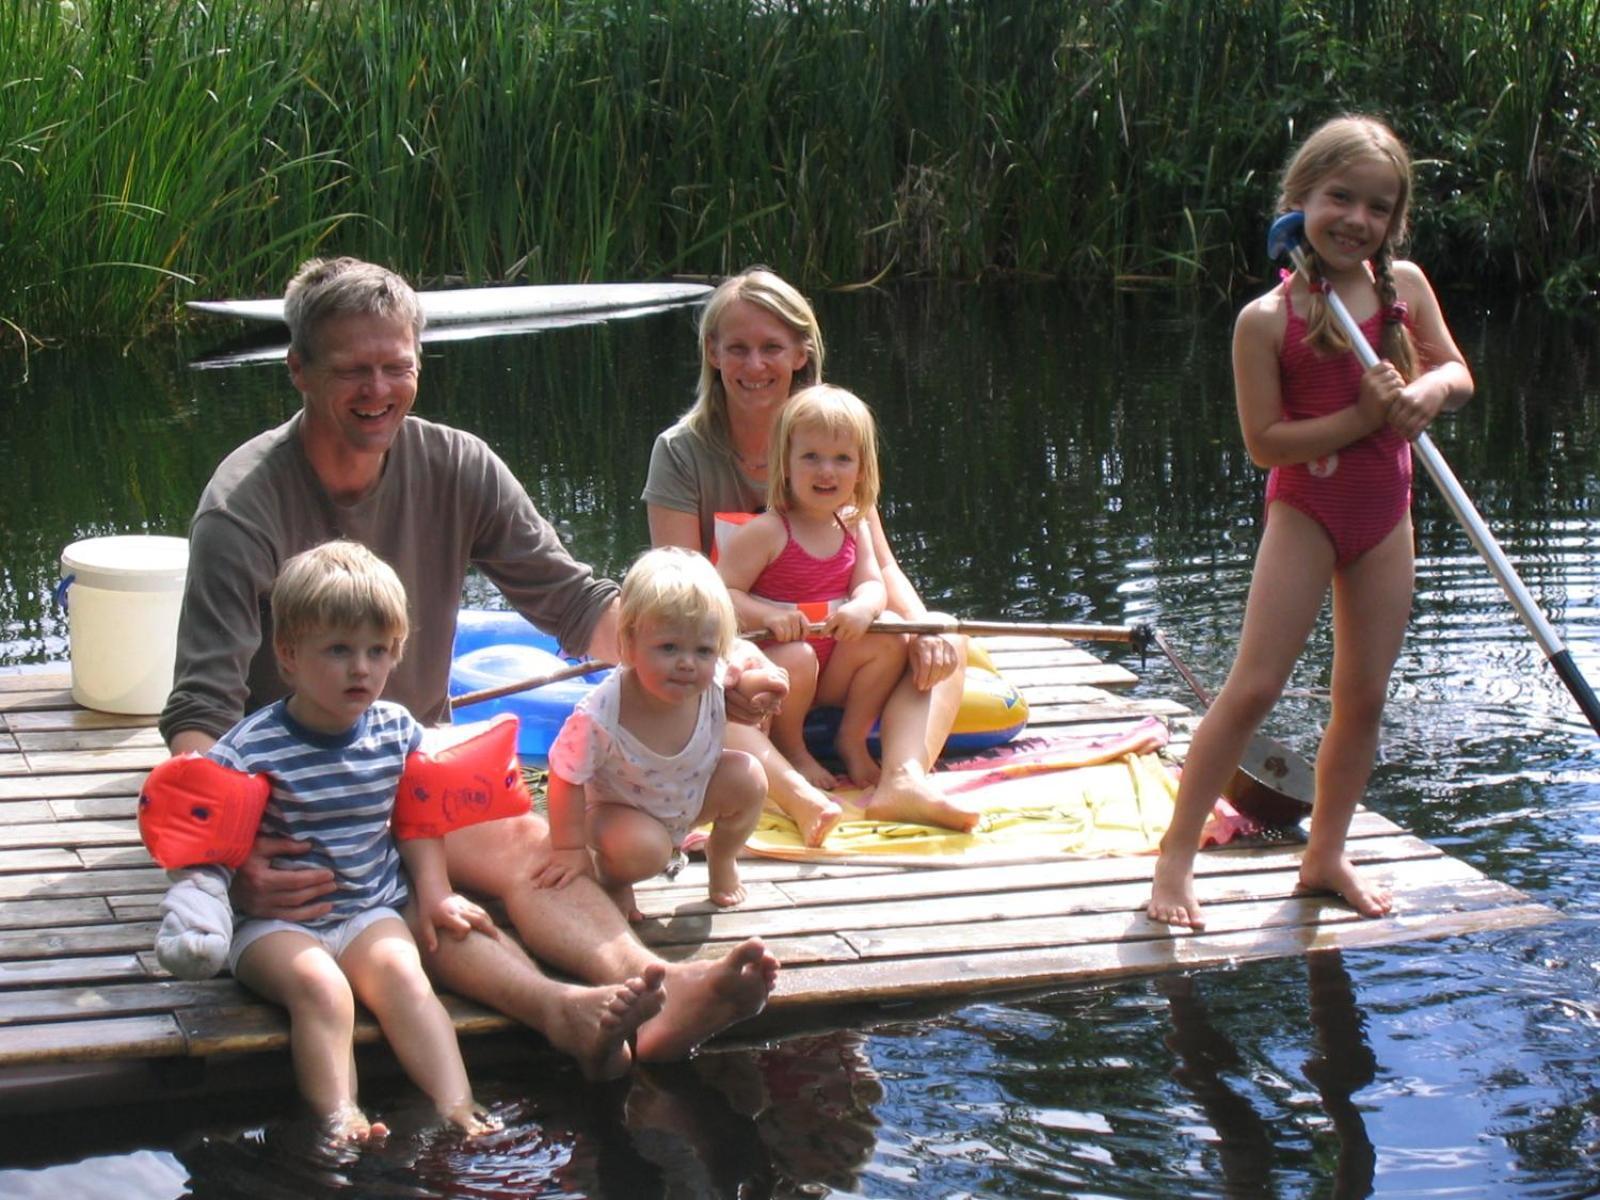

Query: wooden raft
[0,639,1556,1079]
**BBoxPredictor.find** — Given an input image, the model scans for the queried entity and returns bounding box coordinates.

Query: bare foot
[441,1100,503,1137]
[707,855,746,907]
[604,881,643,924]
[1298,855,1393,918]
[785,748,840,791]
[836,740,882,789]
[321,1102,386,1145]
[541,966,667,1081]
[1146,851,1204,929]
[777,786,844,848]
[636,937,778,1062]
[863,765,980,832]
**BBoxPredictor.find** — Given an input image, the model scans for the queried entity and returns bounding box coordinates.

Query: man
[160,257,778,1079]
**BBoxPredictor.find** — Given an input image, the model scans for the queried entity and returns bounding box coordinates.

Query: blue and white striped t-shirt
[208,699,423,927]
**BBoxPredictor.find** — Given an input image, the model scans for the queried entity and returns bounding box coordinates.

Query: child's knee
[715,749,767,807]
[291,961,356,1023]
[592,810,673,882]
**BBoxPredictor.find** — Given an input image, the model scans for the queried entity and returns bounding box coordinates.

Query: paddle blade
[1266,211,1307,262]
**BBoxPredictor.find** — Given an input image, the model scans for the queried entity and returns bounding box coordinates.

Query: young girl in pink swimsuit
[1148,115,1475,929]
[717,385,908,791]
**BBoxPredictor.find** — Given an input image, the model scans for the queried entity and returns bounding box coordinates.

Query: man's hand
[230,835,337,922]
[907,632,961,691]
[723,642,789,725]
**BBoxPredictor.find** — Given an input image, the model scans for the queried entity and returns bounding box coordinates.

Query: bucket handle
[53,573,75,614]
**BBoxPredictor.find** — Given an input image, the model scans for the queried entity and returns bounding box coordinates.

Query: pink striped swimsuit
[1265,281,1413,566]
[751,513,855,672]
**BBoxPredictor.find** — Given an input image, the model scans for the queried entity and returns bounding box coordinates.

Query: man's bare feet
[441,1100,503,1137]
[837,740,882,789]
[1298,855,1393,918]
[321,1102,387,1145]
[541,966,667,1081]
[1146,851,1205,929]
[863,765,980,832]
[707,855,746,908]
[635,937,778,1062]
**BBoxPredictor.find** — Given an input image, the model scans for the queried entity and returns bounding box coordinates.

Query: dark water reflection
[2,285,1599,1196]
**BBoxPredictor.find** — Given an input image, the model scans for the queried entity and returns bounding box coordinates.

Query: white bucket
[58,535,190,715]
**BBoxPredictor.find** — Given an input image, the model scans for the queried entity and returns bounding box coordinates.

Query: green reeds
[3,0,1598,342]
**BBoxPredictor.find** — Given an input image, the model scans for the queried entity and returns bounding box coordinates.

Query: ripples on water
[2,287,1598,1195]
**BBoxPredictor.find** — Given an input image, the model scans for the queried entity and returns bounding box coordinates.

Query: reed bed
[3,0,1597,341]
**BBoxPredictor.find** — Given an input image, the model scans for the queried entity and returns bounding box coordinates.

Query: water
[2,284,1598,1197]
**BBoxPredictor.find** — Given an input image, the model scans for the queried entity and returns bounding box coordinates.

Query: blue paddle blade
[1266,211,1306,261]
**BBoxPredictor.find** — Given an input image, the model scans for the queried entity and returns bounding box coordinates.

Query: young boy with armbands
[138,541,523,1143]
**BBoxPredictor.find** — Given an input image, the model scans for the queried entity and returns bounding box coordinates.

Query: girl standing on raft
[1147,115,1474,929]
[643,268,978,842]
[717,385,908,792]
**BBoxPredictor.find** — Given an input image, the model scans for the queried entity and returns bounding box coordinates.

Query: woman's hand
[723,642,788,724]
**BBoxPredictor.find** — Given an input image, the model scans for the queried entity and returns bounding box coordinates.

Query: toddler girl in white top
[539,548,767,922]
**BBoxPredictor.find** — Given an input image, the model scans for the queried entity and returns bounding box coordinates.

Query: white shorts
[228,906,405,974]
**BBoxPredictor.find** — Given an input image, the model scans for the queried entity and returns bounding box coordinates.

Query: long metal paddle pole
[1268,213,1600,735]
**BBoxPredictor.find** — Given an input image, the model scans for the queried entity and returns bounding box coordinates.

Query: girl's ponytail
[1371,244,1419,381]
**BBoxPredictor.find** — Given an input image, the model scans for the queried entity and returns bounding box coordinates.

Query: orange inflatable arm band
[393,713,532,840]
[138,754,271,870]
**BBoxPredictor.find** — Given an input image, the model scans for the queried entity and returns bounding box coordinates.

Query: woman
[643,267,977,840]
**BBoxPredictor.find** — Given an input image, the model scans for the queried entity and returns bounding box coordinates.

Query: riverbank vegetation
[4,0,1597,342]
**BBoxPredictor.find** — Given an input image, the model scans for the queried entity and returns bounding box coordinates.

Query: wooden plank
[1,749,164,776]
[0,896,116,929]
[0,672,71,694]
[0,1015,186,1065]
[51,796,140,821]
[0,802,58,826]
[1001,663,1139,688]
[0,771,146,801]
[13,727,166,753]
[0,847,82,873]
[1,954,147,988]
[0,819,136,850]
[767,903,1558,1009]
[5,710,159,733]
[0,922,160,961]
[0,689,77,714]
[0,866,166,901]
[0,977,246,1026]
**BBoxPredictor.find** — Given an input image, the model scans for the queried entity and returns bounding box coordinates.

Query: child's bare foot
[541,967,667,1081]
[1298,855,1393,918]
[778,786,844,848]
[441,1100,503,1137]
[787,748,840,791]
[1146,852,1204,929]
[707,855,746,907]
[605,881,643,923]
[636,937,779,1062]
[321,1102,386,1145]
[836,740,881,789]
[864,764,979,832]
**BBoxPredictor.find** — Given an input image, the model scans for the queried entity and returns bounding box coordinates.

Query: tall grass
[3,0,1597,342]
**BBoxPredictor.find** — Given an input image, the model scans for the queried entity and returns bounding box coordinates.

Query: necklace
[734,448,768,472]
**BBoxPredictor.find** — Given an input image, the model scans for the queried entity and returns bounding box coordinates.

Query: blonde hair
[765,384,880,524]
[1277,114,1418,379]
[271,541,409,657]
[685,267,824,448]
[283,257,426,364]
[617,547,738,660]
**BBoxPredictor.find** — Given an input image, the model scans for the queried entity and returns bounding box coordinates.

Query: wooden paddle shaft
[764,618,1151,644]
[451,658,612,710]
